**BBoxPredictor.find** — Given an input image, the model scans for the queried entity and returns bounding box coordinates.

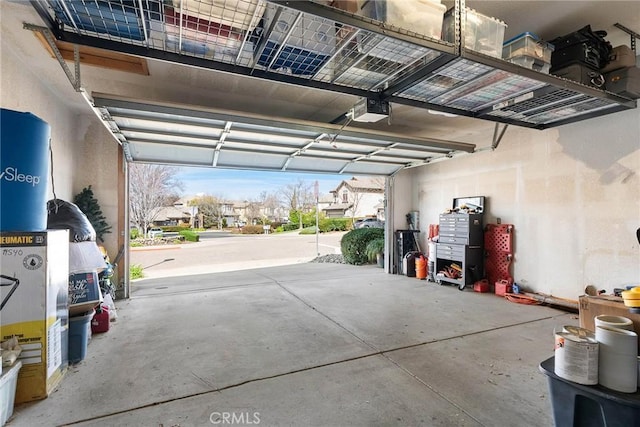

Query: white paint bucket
[595,315,634,331]
[595,325,638,393]
[554,332,599,385]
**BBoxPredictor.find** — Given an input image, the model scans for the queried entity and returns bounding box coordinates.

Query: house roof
[231,201,249,209]
[333,176,385,193]
[318,194,334,204]
[323,203,352,212]
[152,206,191,221]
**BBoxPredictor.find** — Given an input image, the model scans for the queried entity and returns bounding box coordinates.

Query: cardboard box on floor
[579,295,640,352]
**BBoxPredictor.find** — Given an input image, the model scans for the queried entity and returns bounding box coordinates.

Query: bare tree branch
[129,163,183,235]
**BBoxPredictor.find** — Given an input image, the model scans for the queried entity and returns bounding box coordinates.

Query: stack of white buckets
[555,316,639,392]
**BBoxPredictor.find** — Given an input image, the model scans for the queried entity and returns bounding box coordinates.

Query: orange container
[495,280,512,296]
[474,279,490,293]
[415,255,427,280]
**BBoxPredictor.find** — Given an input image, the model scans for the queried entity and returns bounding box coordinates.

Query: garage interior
[1,0,640,425]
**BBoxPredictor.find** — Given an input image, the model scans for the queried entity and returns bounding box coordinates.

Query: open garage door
[91,93,476,175]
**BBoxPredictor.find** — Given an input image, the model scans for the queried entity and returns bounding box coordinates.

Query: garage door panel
[115,117,225,138]
[287,157,350,173]
[217,151,286,170]
[223,141,297,154]
[342,162,401,175]
[129,141,214,165]
[122,131,218,147]
[229,129,314,146]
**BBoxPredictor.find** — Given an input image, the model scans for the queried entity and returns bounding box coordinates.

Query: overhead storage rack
[32,0,636,129]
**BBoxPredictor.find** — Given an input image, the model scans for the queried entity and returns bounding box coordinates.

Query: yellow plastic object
[623,299,640,307]
[622,290,640,300]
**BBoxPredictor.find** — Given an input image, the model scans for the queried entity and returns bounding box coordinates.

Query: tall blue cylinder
[1,108,51,231]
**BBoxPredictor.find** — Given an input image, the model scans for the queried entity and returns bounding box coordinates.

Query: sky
[174,167,346,201]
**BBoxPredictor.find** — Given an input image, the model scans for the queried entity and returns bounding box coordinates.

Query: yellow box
[1,230,69,403]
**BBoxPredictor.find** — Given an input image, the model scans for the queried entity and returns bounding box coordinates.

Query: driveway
[130,230,346,280]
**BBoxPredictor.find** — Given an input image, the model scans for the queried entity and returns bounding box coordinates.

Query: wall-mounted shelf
[33,0,636,129]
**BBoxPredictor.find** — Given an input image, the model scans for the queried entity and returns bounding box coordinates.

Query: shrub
[160,225,190,232]
[319,218,350,232]
[129,240,143,247]
[299,226,317,235]
[341,228,384,265]
[241,225,264,234]
[275,226,284,233]
[365,238,385,262]
[130,228,140,239]
[130,264,144,280]
[283,223,299,232]
[179,229,200,242]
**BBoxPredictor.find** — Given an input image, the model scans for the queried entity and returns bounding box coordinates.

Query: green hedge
[341,228,384,265]
[283,223,300,231]
[319,218,350,232]
[160,225,190,232]
[179,229,200,242]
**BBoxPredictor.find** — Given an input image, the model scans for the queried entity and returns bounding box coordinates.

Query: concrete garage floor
[10,263,575,426]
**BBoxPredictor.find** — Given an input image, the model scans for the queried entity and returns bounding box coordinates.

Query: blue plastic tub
[68,310,94,364]
[0,109,50,232]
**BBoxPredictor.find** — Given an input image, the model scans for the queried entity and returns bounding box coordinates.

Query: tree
[347,189,364,225]
[73,185,112,242]
[245,198,263,225]
[189,194,224,229]
[280,179,314,230]
[129,163,183,235]
[258,191,281,223]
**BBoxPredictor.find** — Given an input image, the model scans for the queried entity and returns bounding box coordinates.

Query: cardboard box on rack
[579,295,640,352]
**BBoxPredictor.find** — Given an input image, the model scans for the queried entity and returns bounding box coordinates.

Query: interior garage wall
[404,108,640,300]
[1,32,120,259]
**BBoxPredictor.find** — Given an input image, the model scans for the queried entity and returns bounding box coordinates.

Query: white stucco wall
[350,191,384,218]
[1,27,121,259]
[404,108,640,300]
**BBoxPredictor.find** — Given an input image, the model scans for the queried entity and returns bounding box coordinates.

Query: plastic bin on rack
[503,32,554,73]
[51,0,159,41]
[508,55,551,73]
[360,0,446,39]
[256,4,335,75]
[442,7,507,58]
[164,8,247,57]
[171,0,265,32]
[358,0,446,62]
[503,32,554,63]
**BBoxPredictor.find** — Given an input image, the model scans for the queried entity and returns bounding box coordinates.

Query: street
[130,230,346,281]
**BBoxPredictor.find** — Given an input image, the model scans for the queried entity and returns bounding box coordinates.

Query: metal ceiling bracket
[614,23,639,52]
[491,123,509,150]
[24,23,82,92]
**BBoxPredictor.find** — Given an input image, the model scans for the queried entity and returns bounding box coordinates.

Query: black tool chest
[435,213,484,290]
